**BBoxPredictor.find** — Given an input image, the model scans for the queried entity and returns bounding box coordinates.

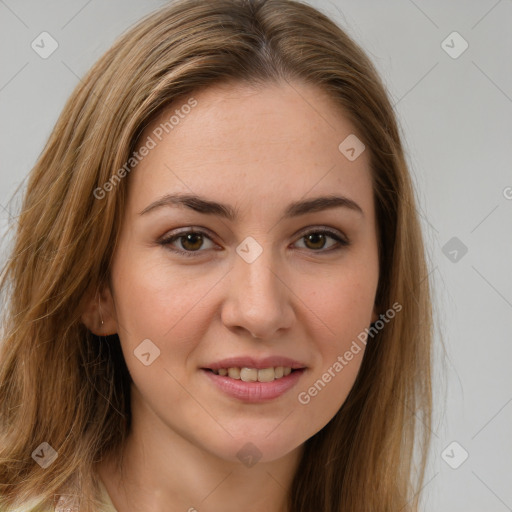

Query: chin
[199,430,303,466]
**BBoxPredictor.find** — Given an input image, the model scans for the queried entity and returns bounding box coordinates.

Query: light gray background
[1,1,511,511]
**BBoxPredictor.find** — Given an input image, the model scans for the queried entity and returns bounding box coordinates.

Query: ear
[371,305,379,324]
[80,284,118,336]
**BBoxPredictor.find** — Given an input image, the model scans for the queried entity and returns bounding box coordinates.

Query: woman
[0,0,433,510]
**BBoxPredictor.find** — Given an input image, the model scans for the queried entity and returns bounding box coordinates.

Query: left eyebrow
[138,193,364,220]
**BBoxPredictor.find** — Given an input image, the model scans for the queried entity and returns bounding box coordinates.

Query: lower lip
[202,368,305,402]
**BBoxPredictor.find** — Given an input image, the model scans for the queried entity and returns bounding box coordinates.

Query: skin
[82,79,380,512]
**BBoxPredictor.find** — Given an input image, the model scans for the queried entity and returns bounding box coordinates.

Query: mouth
[201,366,306,402]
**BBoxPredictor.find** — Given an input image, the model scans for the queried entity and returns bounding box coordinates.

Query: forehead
[127,80,374,218]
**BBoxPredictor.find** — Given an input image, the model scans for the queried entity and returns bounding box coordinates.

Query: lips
[200,355,307,402]
[202,367,305,402]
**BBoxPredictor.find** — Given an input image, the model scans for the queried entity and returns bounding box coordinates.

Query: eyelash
[158,227,350,258]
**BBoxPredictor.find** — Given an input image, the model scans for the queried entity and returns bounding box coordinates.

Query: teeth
[228,367,240,379]
[212,366,295,382]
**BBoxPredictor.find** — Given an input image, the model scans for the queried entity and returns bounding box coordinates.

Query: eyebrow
[138,193,364,220]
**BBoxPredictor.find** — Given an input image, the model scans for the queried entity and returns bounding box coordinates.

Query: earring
[98,294,104,326]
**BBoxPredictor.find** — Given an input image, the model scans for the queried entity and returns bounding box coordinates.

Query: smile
[202,367,306,402]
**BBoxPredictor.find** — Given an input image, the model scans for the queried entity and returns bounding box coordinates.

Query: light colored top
[54,478,118,511]
[96,478,118,512]
[52,478,118,512]
[0,477,118,512]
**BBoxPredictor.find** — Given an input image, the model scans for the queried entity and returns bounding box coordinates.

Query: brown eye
[179,232,204,251]
[294,229,348,253]
[303,232,328,250]
[159,229,216,257]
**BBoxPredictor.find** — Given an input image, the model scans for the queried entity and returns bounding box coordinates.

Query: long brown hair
[0,0,434,510]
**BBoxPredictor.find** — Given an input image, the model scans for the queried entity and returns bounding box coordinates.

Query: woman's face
[105,80,379,464]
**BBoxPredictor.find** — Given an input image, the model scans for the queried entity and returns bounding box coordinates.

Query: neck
[96,388,303,512]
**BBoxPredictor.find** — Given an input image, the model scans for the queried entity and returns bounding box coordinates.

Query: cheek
[109,255,216,421]
[292,270,375,420]
[305,268,377,341]
[111,253,221,363]
[295,348,364,436]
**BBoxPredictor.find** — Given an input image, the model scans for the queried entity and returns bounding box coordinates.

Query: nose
[221,246,294,340]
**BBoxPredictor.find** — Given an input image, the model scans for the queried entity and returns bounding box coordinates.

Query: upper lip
[203,356,307,370]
